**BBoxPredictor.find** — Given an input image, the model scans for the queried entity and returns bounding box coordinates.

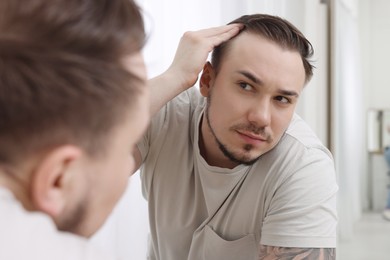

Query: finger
[195,23,243,38]
[209,25,242,46]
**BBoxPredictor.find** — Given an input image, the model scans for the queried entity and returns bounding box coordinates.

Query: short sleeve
[260,147,338,248]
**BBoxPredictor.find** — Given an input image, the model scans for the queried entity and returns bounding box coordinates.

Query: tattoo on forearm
[258,245,336,260]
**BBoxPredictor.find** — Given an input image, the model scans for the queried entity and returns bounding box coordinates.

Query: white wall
[365,0,390,108]
[332,0,365,241]
[359,0,390,211]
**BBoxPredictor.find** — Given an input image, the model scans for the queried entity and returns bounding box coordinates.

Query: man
[136,14,337,259]
[0,0,148,259]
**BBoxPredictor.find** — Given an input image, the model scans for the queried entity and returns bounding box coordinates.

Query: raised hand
[147,23,242,117]
[166,23,243,90]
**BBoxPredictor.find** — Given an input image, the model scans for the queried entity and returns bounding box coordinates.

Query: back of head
[0,0,146,165]
[211,14,314,83]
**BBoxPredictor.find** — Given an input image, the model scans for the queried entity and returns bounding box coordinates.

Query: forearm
[258,245,336,260]
[148,68,189,117]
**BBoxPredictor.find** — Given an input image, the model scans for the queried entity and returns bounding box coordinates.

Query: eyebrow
[238,70,262,85]
[278,89,299,98]
[237,70,300,98]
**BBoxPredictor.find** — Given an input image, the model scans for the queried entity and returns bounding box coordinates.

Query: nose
[247,99,271,128]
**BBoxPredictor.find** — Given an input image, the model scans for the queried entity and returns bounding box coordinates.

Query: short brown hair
[211,14,314,83]
[0,0,146,164]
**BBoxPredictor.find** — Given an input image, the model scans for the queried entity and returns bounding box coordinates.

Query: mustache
[230,124,272,141]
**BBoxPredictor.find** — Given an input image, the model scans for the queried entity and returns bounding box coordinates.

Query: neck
[0,168,35,211]
[199,114,239,169]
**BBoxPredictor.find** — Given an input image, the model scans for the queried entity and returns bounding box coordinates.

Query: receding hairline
[211,14,314,83]
[213,30,306,69]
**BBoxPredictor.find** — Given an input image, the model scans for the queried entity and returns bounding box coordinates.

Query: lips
[236,130,268,145]
[241,131,265,140]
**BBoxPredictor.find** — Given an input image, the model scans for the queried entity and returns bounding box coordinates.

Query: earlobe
[30,145,82,218]
[199,62,215,97]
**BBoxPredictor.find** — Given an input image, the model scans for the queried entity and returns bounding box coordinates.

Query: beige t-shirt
[138,88,338,260]
[0,188,115,260]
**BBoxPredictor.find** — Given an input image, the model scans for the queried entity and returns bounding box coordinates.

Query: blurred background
[90,0,390,259]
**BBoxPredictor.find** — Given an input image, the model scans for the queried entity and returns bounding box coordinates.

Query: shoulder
[264,112,334,169]
[0,190,114,260]
[259,114,336,186]
[283,113,333,160]
[154,87,205,123]
[145,88,203,135]
[172,87,205,109]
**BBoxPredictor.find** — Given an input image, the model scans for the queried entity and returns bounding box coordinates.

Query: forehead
[220,32,306,88]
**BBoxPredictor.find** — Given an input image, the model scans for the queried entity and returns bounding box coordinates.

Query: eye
[274,95,291,104]
[238,82,253,91]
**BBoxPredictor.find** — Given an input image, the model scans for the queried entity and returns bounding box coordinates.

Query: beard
[57,196,89,236]
[204,96,271,166]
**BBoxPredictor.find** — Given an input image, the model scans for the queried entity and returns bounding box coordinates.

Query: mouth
[236,130,268,145]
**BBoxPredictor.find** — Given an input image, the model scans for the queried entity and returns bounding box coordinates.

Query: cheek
[271,109,294,135]
[207,101,229,135]
[209,91,245,122]
[116,155,133,184]
[103,154,132,200]
[127,155,135,175]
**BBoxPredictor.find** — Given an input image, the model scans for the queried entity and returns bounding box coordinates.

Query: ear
[199,62,216,97]
[30,145,83,218]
